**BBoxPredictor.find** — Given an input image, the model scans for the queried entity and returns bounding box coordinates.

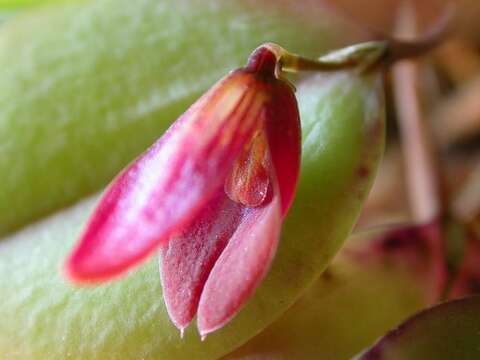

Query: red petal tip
[245,46,278,76]
[196,195,281,336]
[63,257,101,285]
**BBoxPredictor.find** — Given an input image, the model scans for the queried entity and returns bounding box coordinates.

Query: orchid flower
[64,42,387,337]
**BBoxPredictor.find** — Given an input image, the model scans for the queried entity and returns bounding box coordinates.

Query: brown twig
[277,0,454,75]
[382,1,455,65]
[392,1,448,222]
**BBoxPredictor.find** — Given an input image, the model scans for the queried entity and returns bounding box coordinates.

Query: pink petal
[159,189,244,332]
[160,126,283,334]
[65,71,269,283]
[197,187,282,337]
[265,82,301,215]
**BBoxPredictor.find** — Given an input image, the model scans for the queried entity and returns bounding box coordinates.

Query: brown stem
[263,3,453,77]
[313,0,454,71]
[392,1,448,223]
[382,1,455,65]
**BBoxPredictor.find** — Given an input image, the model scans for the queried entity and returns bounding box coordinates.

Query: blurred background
[1,0,480,359]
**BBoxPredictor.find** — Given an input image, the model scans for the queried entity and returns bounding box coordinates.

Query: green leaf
[0,72,385,359]
[356,296,480,360]
[0,10,14,24]
[0,0,75,10]
[0,0,339,235]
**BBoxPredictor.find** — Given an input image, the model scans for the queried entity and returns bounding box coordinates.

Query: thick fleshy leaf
[0,0,52,9]
[357,296,480,360]
[159,190,244,332]
[0,10,14,24]
[65,71,269,282]
[197,190,282,337]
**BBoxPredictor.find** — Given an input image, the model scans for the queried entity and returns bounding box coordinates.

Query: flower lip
[224,130,271,208]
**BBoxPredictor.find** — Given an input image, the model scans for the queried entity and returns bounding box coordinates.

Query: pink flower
[65,44,301,337]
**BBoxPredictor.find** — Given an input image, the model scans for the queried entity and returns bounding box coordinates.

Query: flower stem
[381,1,454,66]
[260,1,453,76]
